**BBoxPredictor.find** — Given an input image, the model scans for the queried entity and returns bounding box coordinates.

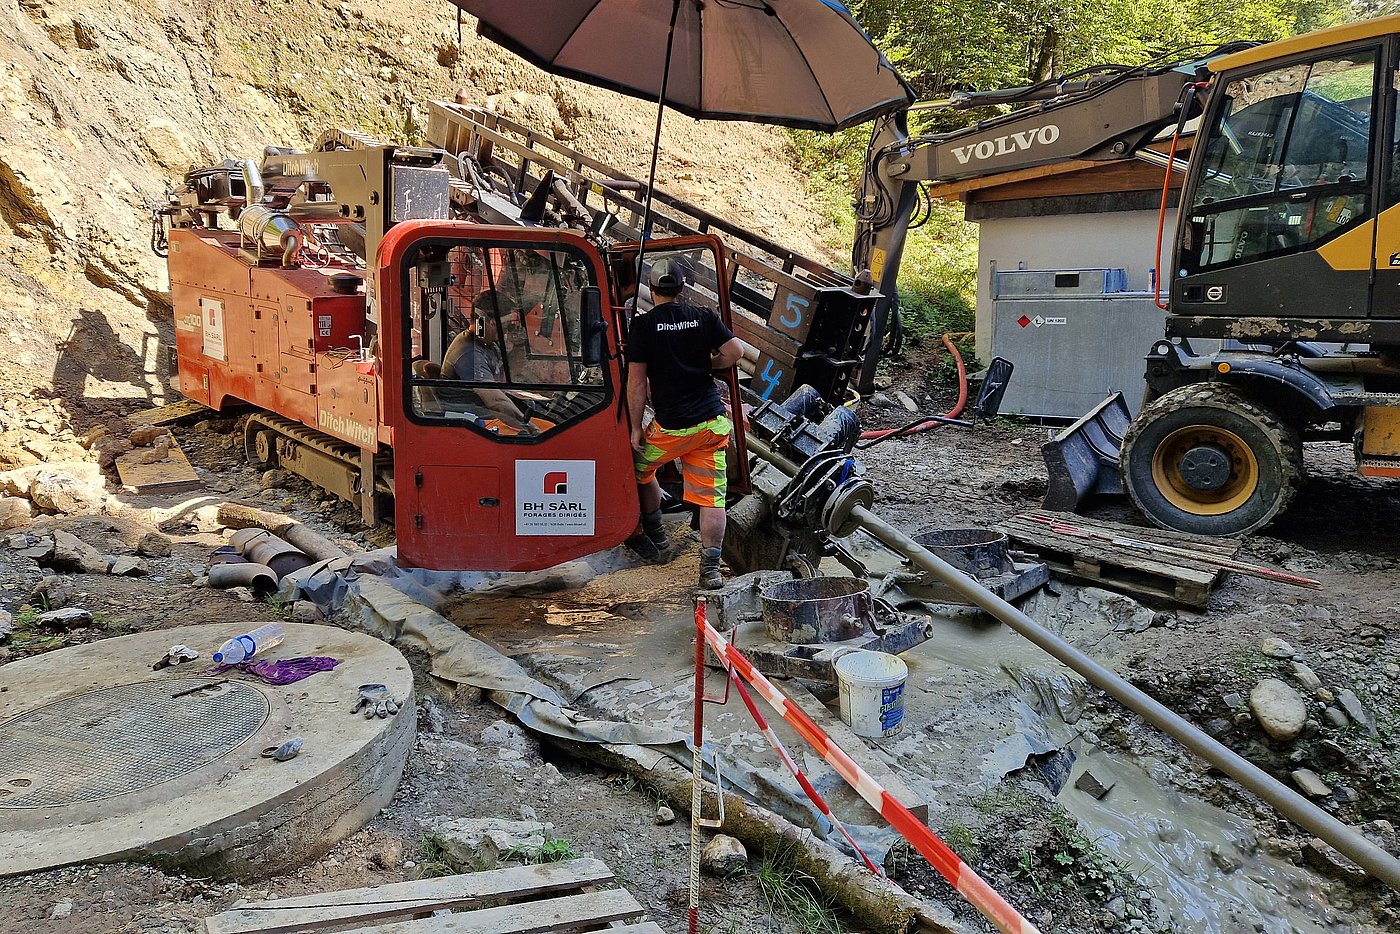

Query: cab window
[1182,50,1378,274]
[404,243,607,438]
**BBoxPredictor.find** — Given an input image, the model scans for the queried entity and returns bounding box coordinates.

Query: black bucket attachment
[1041,392,1131,512]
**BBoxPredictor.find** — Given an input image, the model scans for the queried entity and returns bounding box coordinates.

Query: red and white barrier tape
[699,609,1041,934]
[722,650,881,874]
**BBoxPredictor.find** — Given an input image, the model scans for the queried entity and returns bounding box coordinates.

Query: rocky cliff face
[0,0,832,413]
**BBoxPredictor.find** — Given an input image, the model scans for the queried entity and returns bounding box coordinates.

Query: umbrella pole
[635,0,681,290]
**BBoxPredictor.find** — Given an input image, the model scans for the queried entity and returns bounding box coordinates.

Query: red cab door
[379,222,638,570]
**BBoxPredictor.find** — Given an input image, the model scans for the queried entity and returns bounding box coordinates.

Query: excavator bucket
[1041,392,1131,512]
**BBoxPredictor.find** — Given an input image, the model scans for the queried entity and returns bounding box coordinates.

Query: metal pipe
[846,502,1400,893]
[207,561,278,598]
[242,159,265,206]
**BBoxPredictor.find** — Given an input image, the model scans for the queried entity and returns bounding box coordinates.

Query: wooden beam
[336,889,645,934]
[203,860,615,934]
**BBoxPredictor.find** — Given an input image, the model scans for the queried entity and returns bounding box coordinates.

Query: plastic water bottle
[212,623,285,664]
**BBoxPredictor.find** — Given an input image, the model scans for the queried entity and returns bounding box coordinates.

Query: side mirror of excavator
[581,286,606,366]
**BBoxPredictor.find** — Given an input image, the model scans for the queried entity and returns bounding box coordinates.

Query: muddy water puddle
[1059,748,1352,933]
[445,565,1366,932]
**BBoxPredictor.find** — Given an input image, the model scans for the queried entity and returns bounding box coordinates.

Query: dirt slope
[0,0,834,408]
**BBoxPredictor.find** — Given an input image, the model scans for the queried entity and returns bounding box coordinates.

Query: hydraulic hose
[858,332,967,442]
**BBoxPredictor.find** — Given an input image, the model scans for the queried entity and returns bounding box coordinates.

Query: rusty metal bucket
[912,528,1012,580]
[760,576,875,644]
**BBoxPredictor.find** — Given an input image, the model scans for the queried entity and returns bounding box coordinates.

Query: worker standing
[628,258,745,589]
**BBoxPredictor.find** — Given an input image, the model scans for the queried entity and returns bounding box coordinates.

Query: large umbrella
[452,0,912,131]
[449,0,913,237]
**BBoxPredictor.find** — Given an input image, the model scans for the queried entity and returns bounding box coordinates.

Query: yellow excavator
[854,14,1400,536]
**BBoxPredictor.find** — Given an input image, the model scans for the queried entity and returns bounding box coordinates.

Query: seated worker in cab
[441,290,540,436]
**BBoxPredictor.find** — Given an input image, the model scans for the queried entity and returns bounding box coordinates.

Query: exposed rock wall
[0,0,833,413]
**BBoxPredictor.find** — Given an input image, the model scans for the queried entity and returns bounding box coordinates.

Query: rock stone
[136,531,172,557]
[480,719,536,753]
[36,607,92,628]
[1208,844,1242,873]
[48,899,73,920]
[30,575,74,609]
[289,600,323,622]
[700,834,748,876]
[428,817,549,871]
[369,836,405,870]
[1322,706,1349,729]
[29,468,105,515]
[1249,679,1308,742]
[0,495,32,529]
[128,426,169,446]
[260,469,292,490]
[0,609,13,641]
[109,556,148,576]
[1290,662,1322,691]
[1335,689,1375,734]
[1291,768,1332,798]
[48,531,109,574]
[1260,637,1296,658]
[655,805,676,826]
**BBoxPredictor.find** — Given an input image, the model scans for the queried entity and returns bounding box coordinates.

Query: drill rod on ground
[743,437,1400,892]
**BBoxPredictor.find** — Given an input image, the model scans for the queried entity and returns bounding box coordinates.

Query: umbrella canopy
[451,0,913,131]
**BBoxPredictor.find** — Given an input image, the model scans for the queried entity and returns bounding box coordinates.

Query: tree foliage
[791,0,1369,341]
[852,0,1354,99]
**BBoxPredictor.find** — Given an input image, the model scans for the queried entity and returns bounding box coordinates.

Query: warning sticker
[515,460,596,536]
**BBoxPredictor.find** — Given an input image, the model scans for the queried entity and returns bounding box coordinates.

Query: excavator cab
[379,222,639,570]
[1122,28,1400,536]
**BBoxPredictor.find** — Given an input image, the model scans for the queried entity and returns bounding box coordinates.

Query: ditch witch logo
[522,471,585,513]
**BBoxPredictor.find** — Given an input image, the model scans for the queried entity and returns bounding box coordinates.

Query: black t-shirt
[628,300,735,430]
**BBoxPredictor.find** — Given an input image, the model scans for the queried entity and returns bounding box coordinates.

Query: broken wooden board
[114,439,203,495]
[1000,511,1243,608]
[789,684,929,822]
[203,858,659,934]
[126,398,213,426]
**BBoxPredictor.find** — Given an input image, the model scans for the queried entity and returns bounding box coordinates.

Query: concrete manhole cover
[0,679,269,808]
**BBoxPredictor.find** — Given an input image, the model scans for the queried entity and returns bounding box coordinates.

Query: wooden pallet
[1000,512,1243,608]
[203,858,662,934]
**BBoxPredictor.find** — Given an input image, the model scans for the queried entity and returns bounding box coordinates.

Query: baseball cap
[648,257,687,292]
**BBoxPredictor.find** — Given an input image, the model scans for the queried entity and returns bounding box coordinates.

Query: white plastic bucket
[835,650,907,737]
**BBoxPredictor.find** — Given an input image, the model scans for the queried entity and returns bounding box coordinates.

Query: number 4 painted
[758,358,784,400]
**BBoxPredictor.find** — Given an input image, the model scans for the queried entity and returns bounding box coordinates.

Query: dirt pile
[0,0,833,410]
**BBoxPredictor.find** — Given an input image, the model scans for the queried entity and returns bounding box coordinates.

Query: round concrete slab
[0,622,415,879]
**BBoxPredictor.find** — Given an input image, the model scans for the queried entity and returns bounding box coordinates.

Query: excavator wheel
[1120,383,1302,537]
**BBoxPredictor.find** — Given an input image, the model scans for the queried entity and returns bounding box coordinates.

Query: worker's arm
[475,387,535,434]
[711,336,744,370]
[627,361,649,453]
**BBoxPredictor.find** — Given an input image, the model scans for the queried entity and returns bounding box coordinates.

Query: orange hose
[858,332,967,441]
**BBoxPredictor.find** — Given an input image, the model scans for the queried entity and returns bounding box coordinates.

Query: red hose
[859,332,967,441]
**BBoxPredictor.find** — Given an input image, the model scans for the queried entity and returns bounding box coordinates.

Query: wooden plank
[115,440,203,494]
[1014,512,1242,557]
[787,685,929,822]
[1001,520,1233,576]
[204,860,615,934]
[337,889,645,934]
[127,398,212,426]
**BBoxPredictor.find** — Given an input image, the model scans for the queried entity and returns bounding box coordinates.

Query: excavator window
[403,241,608,439]
[1182,48,1379,275]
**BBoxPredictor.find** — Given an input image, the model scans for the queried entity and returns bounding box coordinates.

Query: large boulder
[1249,678,1308,742]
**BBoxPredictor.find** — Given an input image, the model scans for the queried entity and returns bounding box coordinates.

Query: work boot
[699,547,724,590]
[626,510,673,563]
[641,509,671,552]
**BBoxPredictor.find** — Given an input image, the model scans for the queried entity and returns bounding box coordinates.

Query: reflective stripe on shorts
[634,414,731,508]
